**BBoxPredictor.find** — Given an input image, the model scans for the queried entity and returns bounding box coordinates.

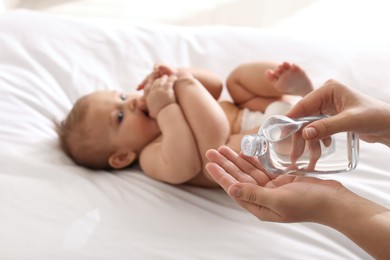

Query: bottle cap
[241,135,258,156]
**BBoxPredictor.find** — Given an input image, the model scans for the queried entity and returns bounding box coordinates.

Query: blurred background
[0,0,318,27]
[1,0,390,43]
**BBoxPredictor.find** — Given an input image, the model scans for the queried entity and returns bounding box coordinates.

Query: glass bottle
[241,115,359,174]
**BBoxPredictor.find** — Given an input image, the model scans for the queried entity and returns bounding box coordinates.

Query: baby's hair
[58,95,113,169]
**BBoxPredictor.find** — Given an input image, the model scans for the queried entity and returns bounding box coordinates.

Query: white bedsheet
[1,10,390,260]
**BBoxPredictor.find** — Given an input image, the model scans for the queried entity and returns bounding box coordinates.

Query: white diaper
[240,101,292,133]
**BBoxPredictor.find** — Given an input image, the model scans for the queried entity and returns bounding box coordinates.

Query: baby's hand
[137,64,176,91]
[146,74,178,118]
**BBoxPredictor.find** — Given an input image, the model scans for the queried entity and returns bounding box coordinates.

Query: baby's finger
[158,65,175,76]
[139,69,164,90]
[137,78,147,90]
[164,75,177,89]
[138,72,154,91]
[151,75,168,89]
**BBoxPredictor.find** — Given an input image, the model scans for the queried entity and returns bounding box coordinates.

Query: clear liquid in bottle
[241,115,359,175]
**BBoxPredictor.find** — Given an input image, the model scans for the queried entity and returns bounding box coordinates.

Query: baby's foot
[265,62,313,97]
[155,64,175,76]
[157,65,193,78]
[137,64,176,90]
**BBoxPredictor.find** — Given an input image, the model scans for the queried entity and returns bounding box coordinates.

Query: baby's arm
[139,75,202,184]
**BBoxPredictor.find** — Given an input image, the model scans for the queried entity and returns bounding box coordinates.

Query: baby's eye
[120,93,127,101]
[117,111,124,124]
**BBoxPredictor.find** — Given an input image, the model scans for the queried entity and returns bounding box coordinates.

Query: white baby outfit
[240,101,292,133]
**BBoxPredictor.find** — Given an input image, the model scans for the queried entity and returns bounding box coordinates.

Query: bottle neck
[241,134,268,156]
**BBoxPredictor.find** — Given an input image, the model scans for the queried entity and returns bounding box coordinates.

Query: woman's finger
[218,146,272,185]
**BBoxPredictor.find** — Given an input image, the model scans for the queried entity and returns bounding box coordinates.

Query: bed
[1,8,390,260]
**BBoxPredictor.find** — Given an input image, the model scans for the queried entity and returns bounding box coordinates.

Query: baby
[59,62,313,187]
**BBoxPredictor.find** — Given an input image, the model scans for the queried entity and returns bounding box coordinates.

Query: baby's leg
[174,75,230,182]
[227,62,314,111]
[226,62,282,112]
[265,62,313,97]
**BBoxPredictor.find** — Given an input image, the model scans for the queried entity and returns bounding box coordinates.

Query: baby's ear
[108,151,136,169]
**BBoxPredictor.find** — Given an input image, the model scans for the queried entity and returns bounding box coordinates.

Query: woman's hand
[286,80,390,146]
[206,145,390,260]
[205,146,344,223]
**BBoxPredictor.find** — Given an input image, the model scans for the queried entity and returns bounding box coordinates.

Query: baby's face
[84,90,160,158]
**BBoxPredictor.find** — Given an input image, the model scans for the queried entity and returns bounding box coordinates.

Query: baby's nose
[126,98,136,111]
[137,98,148,112]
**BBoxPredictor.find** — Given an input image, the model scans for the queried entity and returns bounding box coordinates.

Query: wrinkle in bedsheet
[62,208,101,250]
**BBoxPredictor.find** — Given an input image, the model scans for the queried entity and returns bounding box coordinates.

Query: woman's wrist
[321,189,390,259]
[318,187,384,231]
[315,186,359,227]
[382,104,390,147]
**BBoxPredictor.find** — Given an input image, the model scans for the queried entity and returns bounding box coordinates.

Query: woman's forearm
[321,189,390,259]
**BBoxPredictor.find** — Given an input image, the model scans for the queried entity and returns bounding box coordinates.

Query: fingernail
[229,186,241,198]
[304,127,317,139]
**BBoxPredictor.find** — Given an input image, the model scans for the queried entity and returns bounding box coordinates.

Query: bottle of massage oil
[241,115,359,175]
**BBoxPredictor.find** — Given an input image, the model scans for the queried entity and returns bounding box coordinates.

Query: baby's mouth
[138,106,149,117]
[136,98,149,116]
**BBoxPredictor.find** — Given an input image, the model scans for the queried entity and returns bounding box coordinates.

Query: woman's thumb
[303,114,349,140]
